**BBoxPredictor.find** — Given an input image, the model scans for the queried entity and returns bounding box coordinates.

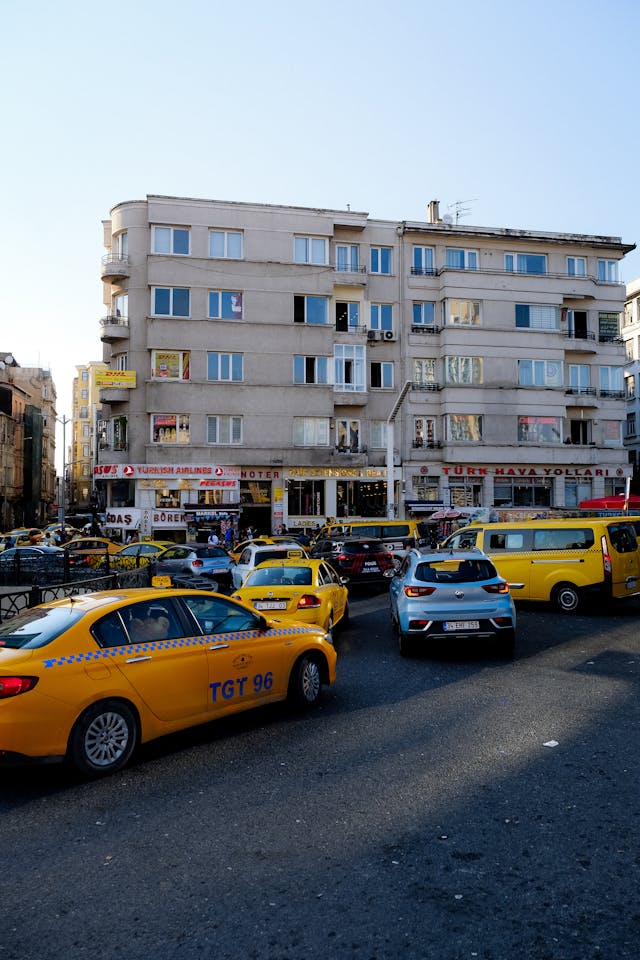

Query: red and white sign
[94,464,241,479]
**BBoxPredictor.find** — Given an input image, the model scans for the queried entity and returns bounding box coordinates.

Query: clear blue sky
[2,0,639,470]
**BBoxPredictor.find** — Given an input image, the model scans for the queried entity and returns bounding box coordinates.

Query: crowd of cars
[7,514,637,776]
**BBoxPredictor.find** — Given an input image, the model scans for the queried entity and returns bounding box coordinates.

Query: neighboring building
[70,361,107,512]
[96,195,634,542]
[0,354,57,528]
[622,278,640,481]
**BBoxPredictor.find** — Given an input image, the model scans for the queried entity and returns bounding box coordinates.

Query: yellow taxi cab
[0,586,337,776]
[232,557,349,638]
[64,537,123,569]
[112,541,175,569]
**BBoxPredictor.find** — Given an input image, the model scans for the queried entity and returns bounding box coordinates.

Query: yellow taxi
[64,537,123,569]
[232,557,349,637]
[112,541,175,569]
[0,587,337,776]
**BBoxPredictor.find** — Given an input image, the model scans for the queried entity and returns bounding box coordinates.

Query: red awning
[578,494,640,511]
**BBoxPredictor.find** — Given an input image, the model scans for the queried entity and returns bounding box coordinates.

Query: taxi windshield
[247,566,312,586]
[0,606,85,650]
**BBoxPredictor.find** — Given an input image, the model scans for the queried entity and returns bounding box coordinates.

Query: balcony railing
[333,263,367,274]
[412,381,441,392]
[565,387,597,396]
[412,440,442,449]
[599,389,625,399]
[100,254,130,281]
[411,324,442,335]
[563,330,596,342]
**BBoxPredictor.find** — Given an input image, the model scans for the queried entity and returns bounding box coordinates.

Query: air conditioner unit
[367,330,377,341]
[381,330,396,341]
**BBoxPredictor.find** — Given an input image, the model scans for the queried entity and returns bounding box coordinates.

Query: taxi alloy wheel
[70,699,138,776]
[290,654,322,707]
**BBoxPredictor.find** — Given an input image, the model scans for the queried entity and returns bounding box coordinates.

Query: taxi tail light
[482,581,509,594]
[404,586,436,597]
[297,594,322,608]
[0,676,39,699]
[601,534,612,577]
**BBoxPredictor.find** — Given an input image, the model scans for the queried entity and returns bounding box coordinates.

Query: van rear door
[482,528,533,600]
[605,522,640,597]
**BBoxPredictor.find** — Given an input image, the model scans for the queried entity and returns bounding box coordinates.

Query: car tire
[69,699,138,777]
[551,582,581,614]
[324,614,334,642]
[392,617,414,657]
[288,654,323,708]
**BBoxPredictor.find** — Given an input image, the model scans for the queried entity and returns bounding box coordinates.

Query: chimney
[427,200,441,224]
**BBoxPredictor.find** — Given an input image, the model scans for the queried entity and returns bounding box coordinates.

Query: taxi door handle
[125,655,152,663]
[209,644,230,651]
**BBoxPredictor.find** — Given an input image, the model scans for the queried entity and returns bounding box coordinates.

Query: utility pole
[386,380,412,520]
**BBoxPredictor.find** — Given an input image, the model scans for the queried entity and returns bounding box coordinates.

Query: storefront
[284,466,399,529]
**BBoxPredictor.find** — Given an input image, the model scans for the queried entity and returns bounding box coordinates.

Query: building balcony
[563,331,597,353]
[564,388,598,407]
[101,254,130,282]
[100,315,130,342]
[99,388,130,404]
[333,390,368,406]
[599,389,625,400]
[411,381,442,394]
[333,264,368,285]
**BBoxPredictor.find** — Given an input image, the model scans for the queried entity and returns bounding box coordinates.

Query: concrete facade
[623,277,640,473]
[96,195,634,541]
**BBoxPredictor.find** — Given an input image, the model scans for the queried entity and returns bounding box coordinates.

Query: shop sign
[105,508,142,528]
[419,465,628,478]
[286,467,387,479]
[94,464,241,479]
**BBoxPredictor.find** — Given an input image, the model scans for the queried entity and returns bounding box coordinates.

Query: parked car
[0,545,66,585]
[112,541,175,569]
[155,544,235,589]
[64,537,122,569]
[0,586,337,775]
[231,543,308,590]
[388,547,517,657]
[310,537,394,588]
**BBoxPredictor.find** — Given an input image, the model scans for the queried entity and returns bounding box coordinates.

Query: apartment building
[96,195,634,541]
[623,278,640,473]
[70,361,107,512]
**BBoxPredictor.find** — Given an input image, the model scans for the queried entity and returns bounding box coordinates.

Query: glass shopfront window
[287,479,325,517]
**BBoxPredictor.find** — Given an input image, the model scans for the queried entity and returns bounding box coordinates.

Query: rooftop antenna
[448,199,477,224]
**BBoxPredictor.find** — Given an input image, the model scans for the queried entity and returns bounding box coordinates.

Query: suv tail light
[0,676,39,699]
[192,559,204,568]
[404,586,436,597]
[297,594,321,608]
[482,582,509,594]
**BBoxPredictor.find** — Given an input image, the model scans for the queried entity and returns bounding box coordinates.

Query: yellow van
[314,519,432,556]
[440,517,640,613]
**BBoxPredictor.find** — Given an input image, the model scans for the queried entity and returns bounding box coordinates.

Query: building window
[598,312,620,341]
[370,247,392,274]
[414,358,437,385]
[207,353,243,382]
[81,389,88,400]
[152,226,190,255]
[567,420,592,445]
[293,417,330,446]
[287,478,325,516]
[412,302,436,327]
[449,478,483,508]
[80,406,88,419]
[335,301,360,331]
[625,374,635,399]
[152,415,190,444]
[605,477,627,496]
[207,415,242,444]
[116,232,128,257]
[82,425,90,437]
[518,359,562,387]
[336,419,360,452]
[370,304,393,332]
[446,414,482,441]
[81,370,88,381]
[518,416,561,443]
[567,256,586,277]
[494,477,552,508]
[445,299,480,326]
[156,488,180,509]
[412,247,435,276]
[413,476,440,501]
[626,339,634,361]
[568,364,590,393]
[293,356,330,385]
[208,291,243,320]
[209,230,243,259]
[152,350,190,380]
[414,417,436,447]
[83,444,90,457]
[370,420,388,448]
[334,344,365,392]
[444,357,482,385]
[515,304,559,330]
[566,310,589,339]
[152,287,190,317]
[446,248,478,270]
[626,414,636,438]
[113,293,128,318]
[294,236,327,265]
[599,366,623,396]
[601,421,622,445]
[113,416,127,450]
[505,253,547,274]
[115,353,128,371]
[336,245,359,272]
[370,362,393,388]
[597,259,618,283]
[293,295,329,325]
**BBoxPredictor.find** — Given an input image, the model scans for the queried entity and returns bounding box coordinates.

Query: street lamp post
[56,415,71,537]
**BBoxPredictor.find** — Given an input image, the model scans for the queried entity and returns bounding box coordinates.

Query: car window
[121,599,185,642]
[195,546,228,559]
[181,596,263,634]
[0,605,85,649]
[239,548,252,564]
[92,611,130,648]
[608,524,637,554]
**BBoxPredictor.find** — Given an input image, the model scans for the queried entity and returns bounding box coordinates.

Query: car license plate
[255,601,287,610]
[443,620,479,631]
[363,562,378,570]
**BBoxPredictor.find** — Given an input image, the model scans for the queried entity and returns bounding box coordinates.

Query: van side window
[487,531,525,551]
[607,524,637,554]
[533,528,594,551]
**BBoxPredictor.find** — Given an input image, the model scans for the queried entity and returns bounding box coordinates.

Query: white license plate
[363,563,378,570]
[255,601,287,610]
[443,620,480,631]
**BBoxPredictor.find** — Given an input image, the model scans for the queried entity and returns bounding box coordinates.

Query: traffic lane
[1,593,639,959]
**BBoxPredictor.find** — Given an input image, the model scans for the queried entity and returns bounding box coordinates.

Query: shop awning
[578,494,640,511]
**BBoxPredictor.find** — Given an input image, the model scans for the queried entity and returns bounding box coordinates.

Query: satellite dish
[442,214,453,225]
[4,354,14,364]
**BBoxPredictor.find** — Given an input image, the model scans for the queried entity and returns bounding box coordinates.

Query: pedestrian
[208,530,220,546]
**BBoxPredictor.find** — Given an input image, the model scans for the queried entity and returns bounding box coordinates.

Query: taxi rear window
[0,606,85,650]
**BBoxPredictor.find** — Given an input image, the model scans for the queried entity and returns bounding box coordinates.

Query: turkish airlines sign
[94,464,241,479]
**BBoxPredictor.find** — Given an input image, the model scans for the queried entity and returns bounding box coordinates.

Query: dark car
[310,537,394,587]
[156,544,235,589]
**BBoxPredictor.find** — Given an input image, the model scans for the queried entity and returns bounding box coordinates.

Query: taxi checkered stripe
[41,623,315,669]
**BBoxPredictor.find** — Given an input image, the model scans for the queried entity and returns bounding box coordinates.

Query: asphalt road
[2,592,639,960]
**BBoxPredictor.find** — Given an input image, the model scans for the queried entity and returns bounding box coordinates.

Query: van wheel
[552,582,581,614]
